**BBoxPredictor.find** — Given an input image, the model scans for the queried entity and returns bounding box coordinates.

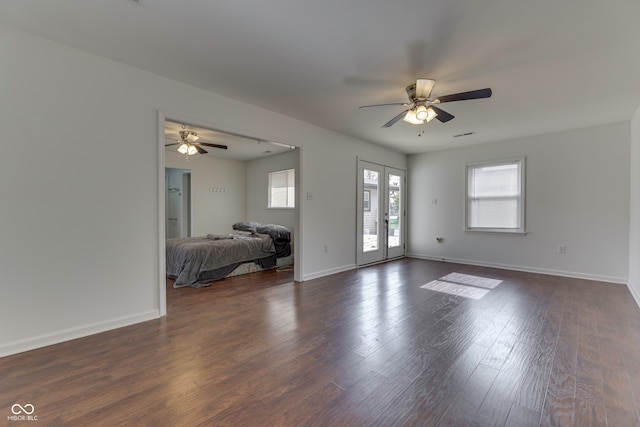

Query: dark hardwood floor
[2,258,640,426]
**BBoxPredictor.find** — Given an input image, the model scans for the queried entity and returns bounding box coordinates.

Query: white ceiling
[2,0,640,155]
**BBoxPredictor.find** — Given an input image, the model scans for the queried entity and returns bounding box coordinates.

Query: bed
[166,222,292,288]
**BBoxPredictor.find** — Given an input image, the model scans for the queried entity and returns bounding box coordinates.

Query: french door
[357,160,406,266]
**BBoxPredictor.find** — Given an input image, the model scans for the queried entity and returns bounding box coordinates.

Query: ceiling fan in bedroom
[165,124,228,156]
[359,78,492,128]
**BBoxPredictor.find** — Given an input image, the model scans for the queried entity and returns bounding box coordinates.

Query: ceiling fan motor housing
[179,130,199,142]
[406,84,418,102]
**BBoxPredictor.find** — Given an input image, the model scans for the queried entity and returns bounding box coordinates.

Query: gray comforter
[166,233,276,287]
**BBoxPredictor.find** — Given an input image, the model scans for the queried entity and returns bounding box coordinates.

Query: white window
[268,169,295,208]
[465,157,525,233]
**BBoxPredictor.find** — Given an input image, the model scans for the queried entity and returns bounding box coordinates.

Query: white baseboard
[0,310,161,358]
[406,253,628,285]
[302,263,356,281]
[627,280,640,309]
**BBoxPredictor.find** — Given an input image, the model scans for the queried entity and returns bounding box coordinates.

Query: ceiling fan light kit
[416,105,437,122]
[403,109,424,125]
[359,78,492,129]
[177,143,199,156]
[165,124,229,158]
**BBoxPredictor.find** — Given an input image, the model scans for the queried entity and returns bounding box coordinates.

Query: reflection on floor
[421,272,503,300]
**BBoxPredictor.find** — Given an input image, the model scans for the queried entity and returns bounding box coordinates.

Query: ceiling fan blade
[199,143,228,150]
[359,102,409,109]
[194,145,208,154]
[165,143,179,147]
[430,106,455,123]
[382,109,410,128]
[435,88,492,103]
[415,79,436,99]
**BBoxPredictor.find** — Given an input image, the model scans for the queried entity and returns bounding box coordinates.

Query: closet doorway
[165,168,191,239]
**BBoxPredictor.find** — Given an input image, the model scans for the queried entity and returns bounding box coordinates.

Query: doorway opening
[157,111,302,315]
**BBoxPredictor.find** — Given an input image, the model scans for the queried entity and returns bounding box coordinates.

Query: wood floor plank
[391,342,491,426]
[301,371,389,427]
[437,363,499,426]
[539,305,579,426]
[505,403,541,427]
[573,399,607,427]
[476,340,537,426]
[2,258,640,426]
[266,382,345,427]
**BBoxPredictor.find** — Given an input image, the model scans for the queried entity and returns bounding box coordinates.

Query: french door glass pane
[363,169,379,252]
[388,173,401,248]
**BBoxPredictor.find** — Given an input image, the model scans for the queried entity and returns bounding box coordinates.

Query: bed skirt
[225,253,293,278]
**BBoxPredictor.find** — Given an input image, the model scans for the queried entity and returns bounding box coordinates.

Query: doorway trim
[157,111,167,316]
[157,110,303,317]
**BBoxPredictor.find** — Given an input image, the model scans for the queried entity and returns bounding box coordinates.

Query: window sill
[464,228,527,235]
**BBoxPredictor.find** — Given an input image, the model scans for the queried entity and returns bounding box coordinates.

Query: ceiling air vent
[453,132,475,138]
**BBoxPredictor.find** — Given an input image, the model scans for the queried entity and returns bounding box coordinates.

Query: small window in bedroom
[268,168,295,208]
[465,157,525,233]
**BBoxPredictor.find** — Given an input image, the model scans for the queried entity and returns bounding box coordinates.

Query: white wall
[246,150,299,232]
[165,151,246,236]
[629,106,640,302]
[298,141,406,280]
[407,122,630,283]
[0,25,405,356]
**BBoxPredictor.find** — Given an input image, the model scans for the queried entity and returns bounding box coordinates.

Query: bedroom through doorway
[159,113,301,305]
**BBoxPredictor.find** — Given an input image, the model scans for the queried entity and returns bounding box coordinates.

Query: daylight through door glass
[363,169,379,252]
[388,174,401,248]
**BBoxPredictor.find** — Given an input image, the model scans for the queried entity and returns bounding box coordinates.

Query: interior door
[357,160,406,266]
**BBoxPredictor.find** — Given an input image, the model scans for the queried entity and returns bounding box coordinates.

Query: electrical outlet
[324,244,329,253]
[558,245,566,254]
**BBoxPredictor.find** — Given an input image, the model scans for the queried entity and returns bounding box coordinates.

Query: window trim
[464,157,526,234]
[268,168,295,209]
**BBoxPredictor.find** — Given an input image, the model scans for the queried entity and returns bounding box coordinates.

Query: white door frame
[356,159,406,266]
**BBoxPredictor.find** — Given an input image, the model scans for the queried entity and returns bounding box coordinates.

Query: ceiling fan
[359,79,492,128]
[165,126,228,156]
